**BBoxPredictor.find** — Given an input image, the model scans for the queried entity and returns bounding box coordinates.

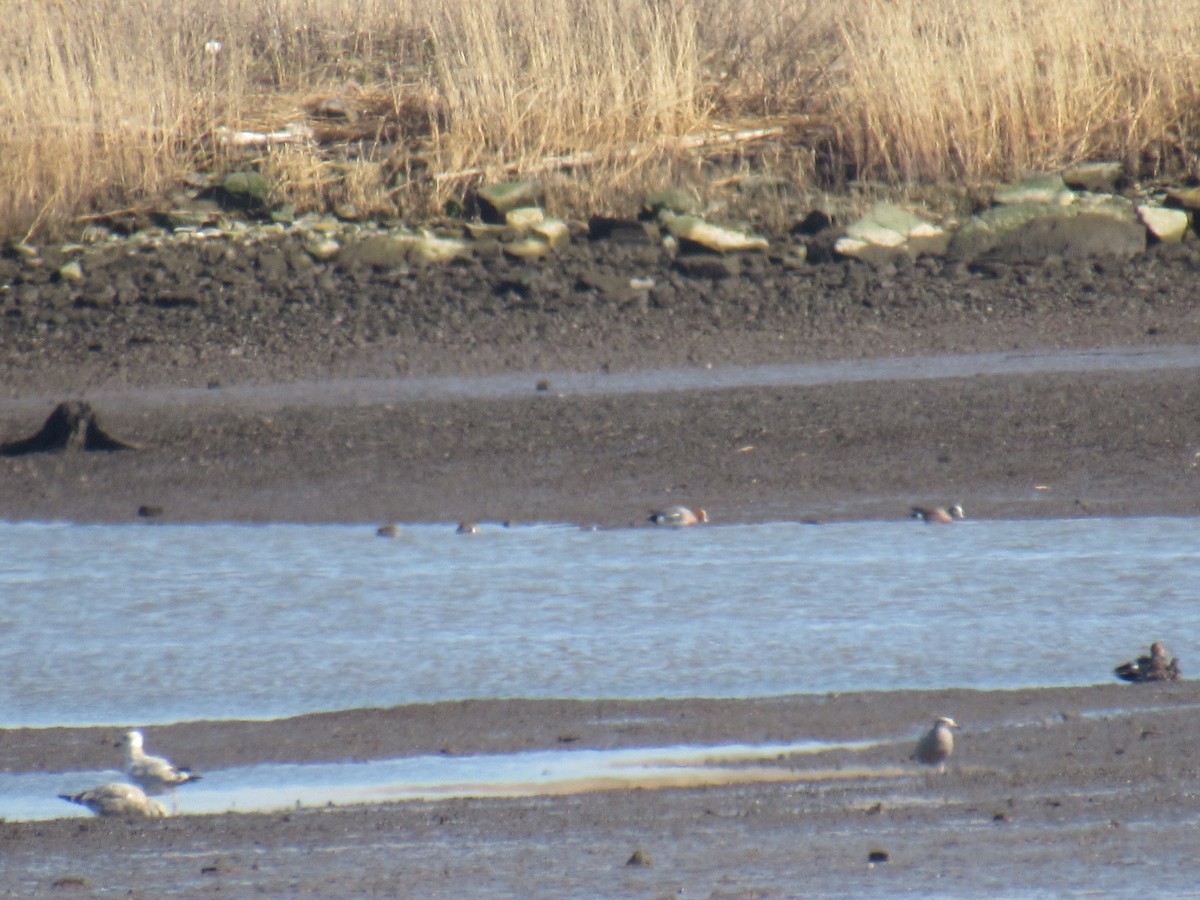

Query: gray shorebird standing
[911,504,964,524]
[59,782,169,818]
[121,730,202,804]
[1115,640,1182,683]
[912,716,958,771]
[648,506,709,527]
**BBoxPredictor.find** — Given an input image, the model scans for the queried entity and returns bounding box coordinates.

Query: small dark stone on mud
[626,848,654,867]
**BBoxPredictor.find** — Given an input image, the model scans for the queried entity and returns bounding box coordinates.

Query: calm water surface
[1,516,1196,728]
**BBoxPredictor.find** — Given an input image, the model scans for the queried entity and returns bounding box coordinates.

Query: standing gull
[59,782,169,818]
[122,730,203,797]
[912,716,958,772]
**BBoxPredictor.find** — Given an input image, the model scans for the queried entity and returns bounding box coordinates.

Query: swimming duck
[59,782,169,818]
[648,506,709,527]
[912,716,958,771]
[456,521,480,534]
[911,504,965,523]
[1114,641,1182,683]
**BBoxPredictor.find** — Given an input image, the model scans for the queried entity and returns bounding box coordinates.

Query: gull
[122,730,203,797]
[1115,640,1182,683]
[59,782,169,818]
[648,506,709,527]
[912,716,958,772]
[910,504,964,524]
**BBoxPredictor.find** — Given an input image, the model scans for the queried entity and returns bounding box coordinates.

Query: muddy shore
[3,233,1200,895]
[5,684,1200,896]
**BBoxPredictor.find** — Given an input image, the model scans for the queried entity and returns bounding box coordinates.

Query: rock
[950,204,1145,262]
[58,260,83,282]
[340,234,411,269]
[993,173,1073,206]
[503,237,552,259]
[625,848,654,867]
[530,218,570,250]
[1166,186,1200,212]
[407,231,473,264]
[658,212,768,253]
[219,171,272,209]
[1137,205,1190,243]
[476,181,541,223]
[643,189,695,217]
[835,203,950,264]
[305,238,341,261]
[673,254,741,279]
[1,401,138,455]
[1062,162,1124,193]
[505,207,545,228]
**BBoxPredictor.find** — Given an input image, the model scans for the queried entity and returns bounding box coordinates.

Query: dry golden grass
[3,0,1199,240]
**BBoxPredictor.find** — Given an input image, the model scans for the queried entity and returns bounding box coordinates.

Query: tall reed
[3,0,1199,240]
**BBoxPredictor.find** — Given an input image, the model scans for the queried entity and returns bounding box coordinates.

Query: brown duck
[1114,641,1182,683]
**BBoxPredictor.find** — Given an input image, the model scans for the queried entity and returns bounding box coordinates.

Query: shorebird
[912,716,958,772]
[648,506,709,527]
[1115,640,1182,683]
[59,782,169,818]
[910,504,965,524]
[121,730,202,805]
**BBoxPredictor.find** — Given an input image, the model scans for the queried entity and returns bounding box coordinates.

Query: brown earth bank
[2,232,1200,525]
[4,684,1200,896]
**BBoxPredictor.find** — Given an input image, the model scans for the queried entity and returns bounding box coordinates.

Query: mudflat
[2,236,1199,895]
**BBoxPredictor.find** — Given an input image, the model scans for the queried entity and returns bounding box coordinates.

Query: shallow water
[1,516,1196,728]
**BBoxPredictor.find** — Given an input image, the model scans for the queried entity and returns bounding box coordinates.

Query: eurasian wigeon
[910,503,965,523]
[912,716,958,771]
[59,782,169,818]
[648,506,709,527]
[1115,640,1182,683]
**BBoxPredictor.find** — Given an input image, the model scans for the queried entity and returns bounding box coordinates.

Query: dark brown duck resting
[1114,641,1182,683]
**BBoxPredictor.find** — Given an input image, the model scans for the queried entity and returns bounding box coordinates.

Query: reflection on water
[0,517,1198,727]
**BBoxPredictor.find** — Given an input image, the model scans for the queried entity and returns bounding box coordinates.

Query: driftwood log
[0,401,138,455]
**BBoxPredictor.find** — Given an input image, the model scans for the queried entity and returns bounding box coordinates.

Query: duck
[375,523,401,538]
[1114,640,1182,683]
[911,503,965,523]
[648,506,709,527]
[912,716,958,771]
[121,730,203,796]
[59,782,169,818]
[456,521,480,534]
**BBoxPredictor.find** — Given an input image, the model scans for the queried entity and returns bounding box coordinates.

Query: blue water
[1,516,1196,728]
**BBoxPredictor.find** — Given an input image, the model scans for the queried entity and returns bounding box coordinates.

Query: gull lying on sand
[648,506,709,527]
[912,716,958,771]
[1115,640,1182,683]
[59,782,169,818]
[122,730,203,795]
[910,504,965,524]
